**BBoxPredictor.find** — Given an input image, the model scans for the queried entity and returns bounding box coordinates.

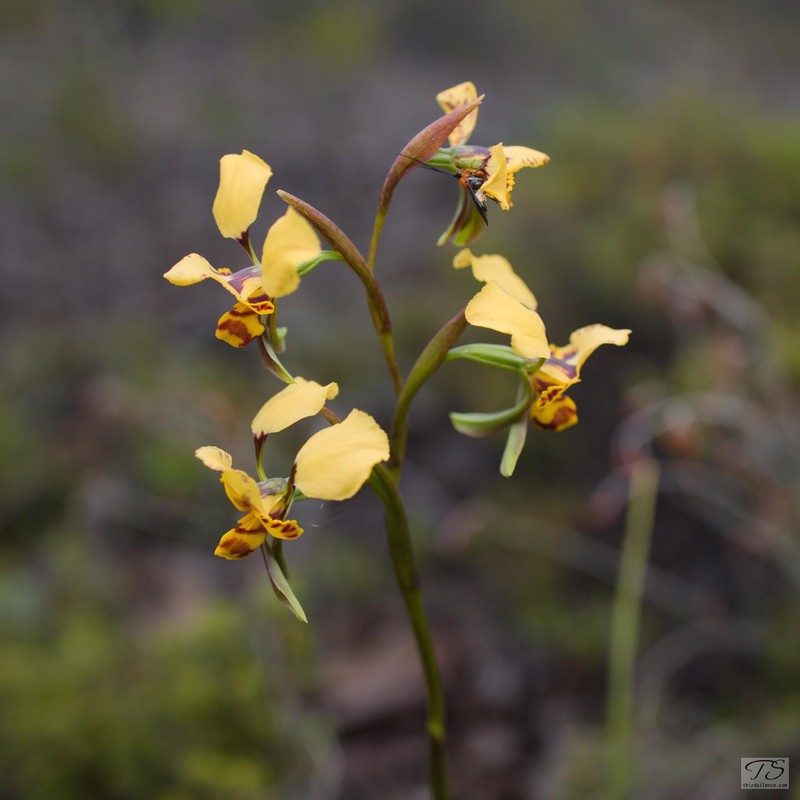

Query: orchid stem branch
[390,309,467,473]
[367,207,387,273]
[372,464,449,800]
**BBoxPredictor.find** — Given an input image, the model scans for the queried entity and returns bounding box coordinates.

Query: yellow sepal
[453,249,538,309]
[195,446,233,471]
[260,207,321,299]
[503,145,550,172]
[251,378,339,437]
[293,410,390,501]
[465,281,550,359]
[436,81,479,146]
[212,151,273,240]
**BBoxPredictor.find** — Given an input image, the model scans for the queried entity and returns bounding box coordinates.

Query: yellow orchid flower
[456,249,630,432]
[251,383,389,501]
[433,82,549,246]
[529,325,631,432]
[195,445,304,560]
[198,380,389,559]
[164,206,322,348]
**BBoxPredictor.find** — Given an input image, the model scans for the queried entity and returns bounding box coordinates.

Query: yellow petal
[165,256,267,311]
[436,81,479,146]
[503,145,550,172]
[195,446,233,471]
[215,303,266,348]
[212,150,273,240]
[465,281,550,359]
[531,374,571,409]
[251,378,339,437]
[540,325,631,383]
[263,516,304,541]
[164,253,217,285]
[260,207,321,299]
[452,249,473,270]
[220,468,265,513]
[531,395,578,432]
[293,410,390,501]
[479,144,510,211]
[453,249,537,309]
[214,522,267,560]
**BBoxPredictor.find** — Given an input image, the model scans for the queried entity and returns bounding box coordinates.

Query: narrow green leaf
[446,343,527,372]
[262,546,308,623]
[450,377,533,437]
[500,413,528,476]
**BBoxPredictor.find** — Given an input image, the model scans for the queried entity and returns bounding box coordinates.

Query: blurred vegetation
[2,0,800,797]
[0,533,330,800]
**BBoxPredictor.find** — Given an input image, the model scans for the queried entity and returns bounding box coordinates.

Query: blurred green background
[2,1,800,798]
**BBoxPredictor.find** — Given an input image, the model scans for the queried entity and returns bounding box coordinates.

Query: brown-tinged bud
[377,95,484,214]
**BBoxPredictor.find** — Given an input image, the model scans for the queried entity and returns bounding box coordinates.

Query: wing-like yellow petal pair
[164,256,269,312]
[539,325,632,384]
[212,150,273,240]
[465,281,550,360]
[251,378,339,438]
[453,249,538,309]
[503,146,550,172]
[294,410,390,501]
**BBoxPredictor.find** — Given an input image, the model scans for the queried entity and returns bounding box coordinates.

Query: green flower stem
[367,207,386,274]
[389,309,467,473]
[372,464,449,800]
[606,459,660,800]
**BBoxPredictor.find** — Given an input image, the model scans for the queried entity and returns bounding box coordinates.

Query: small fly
[398,153,490,226]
